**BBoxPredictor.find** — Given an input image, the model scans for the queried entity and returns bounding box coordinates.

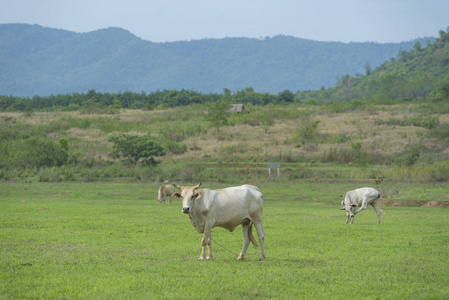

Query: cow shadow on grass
[215,256,325,267]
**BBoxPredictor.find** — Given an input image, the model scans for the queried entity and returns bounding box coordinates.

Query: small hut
[229,104,245,113]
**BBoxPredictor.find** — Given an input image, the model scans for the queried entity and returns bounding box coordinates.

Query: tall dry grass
[2,102,449,182]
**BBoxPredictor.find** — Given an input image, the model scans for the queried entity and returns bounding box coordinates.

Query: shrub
[429,162,449,181]
[80,99,109,114]
[322,147,353,164]
[393,145,423,166]
[427,123,449,141]
[322,142,369,165]
[109,134,165,167]
[375,115,440,129]
[39,167,62,182]
[292,118,320,145]
[10,137,68,169]
[163,140,187,155]
[329,133,351,144]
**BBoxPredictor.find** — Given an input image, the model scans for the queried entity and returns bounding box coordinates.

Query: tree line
[0,88,296,112]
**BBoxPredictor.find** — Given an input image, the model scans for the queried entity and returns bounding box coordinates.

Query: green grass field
[1,181,448,299]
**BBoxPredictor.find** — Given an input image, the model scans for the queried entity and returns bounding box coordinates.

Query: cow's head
[173,183,201,214]
[340,194,358,218]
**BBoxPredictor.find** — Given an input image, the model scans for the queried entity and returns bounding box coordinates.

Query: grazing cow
[340,187,385,224]
[173,183,265,261]
[157,185,174,203]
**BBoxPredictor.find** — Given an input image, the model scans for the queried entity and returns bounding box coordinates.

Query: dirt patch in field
[421,201,449,208]
[381,200,449,208]
[51,191,71,196]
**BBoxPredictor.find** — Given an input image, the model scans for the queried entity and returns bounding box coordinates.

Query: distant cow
[157,185,174,203]
[340,187,385,224]
[173,183,265,261]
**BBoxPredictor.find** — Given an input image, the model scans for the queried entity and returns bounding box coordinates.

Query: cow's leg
[199,236,206,261]
[206,235,212,260]
[169,195,172,203]
[345,211,350,224]
[354,198,369,215]
[199,225,212,261]
[238,222,251,260]
[198,235,206,261]
[254,222,265,261]
[372,201,382,224]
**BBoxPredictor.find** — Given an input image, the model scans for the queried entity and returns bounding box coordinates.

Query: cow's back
[164,185,174,195]
[355,187,379,198]
[220,184,263,206]
[350,187,379,205]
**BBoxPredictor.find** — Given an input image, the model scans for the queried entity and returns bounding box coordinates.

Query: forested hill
[0,23,434,97]
[298,27,449,103]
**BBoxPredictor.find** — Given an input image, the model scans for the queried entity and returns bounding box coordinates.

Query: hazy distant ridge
[0,23,433,97]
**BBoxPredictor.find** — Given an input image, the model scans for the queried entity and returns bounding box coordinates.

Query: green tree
[413,41,422,52]
[80,99,106,114]
[108,134,165,167]
[437,83,449,101]
[278,90,294,103]
[364,62,372,76]
[111,99,122,109]
[205,101,230,135]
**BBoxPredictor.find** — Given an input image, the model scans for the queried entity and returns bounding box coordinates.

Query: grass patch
[1,182,449,299]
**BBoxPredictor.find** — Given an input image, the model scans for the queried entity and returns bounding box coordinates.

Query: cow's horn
[194,183,201,190]
[173,183,181,190]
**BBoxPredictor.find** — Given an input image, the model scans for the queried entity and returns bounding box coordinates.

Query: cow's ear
[340,207,346,210]
[173,192,182,199]
[194,192,201,199]
[351,204,357,208]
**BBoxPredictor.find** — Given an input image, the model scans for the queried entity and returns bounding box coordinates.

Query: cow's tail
[377,193,386,214]
[249,223,259,248]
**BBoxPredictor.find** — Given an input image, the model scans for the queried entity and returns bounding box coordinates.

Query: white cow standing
[157,185,174,203]
[340,187,385,224]
[173,183,265,261]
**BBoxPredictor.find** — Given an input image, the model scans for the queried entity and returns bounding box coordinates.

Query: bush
[109,134,165,167]
[427,123,449,141]
[375,115,440,129]
[292,118,320,145]
[322,142,369,165]
[80,99,110,114]
[10,137,68,169]
[163,140,187,155]
[429,162,449,181]
[322,147,353,164]
[39,167,62,182]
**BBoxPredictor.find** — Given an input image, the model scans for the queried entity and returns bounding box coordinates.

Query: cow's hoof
[206,256,212,261]
[198,257,205,261]
[237,255,244,260]
[258,256,265,261]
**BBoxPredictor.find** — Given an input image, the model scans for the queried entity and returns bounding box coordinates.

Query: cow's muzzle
[182,207,191,214]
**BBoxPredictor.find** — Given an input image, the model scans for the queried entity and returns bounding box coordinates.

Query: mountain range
[0,23,434,97]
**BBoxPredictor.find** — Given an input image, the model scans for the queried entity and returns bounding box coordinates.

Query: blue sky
[1,0,448,43]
